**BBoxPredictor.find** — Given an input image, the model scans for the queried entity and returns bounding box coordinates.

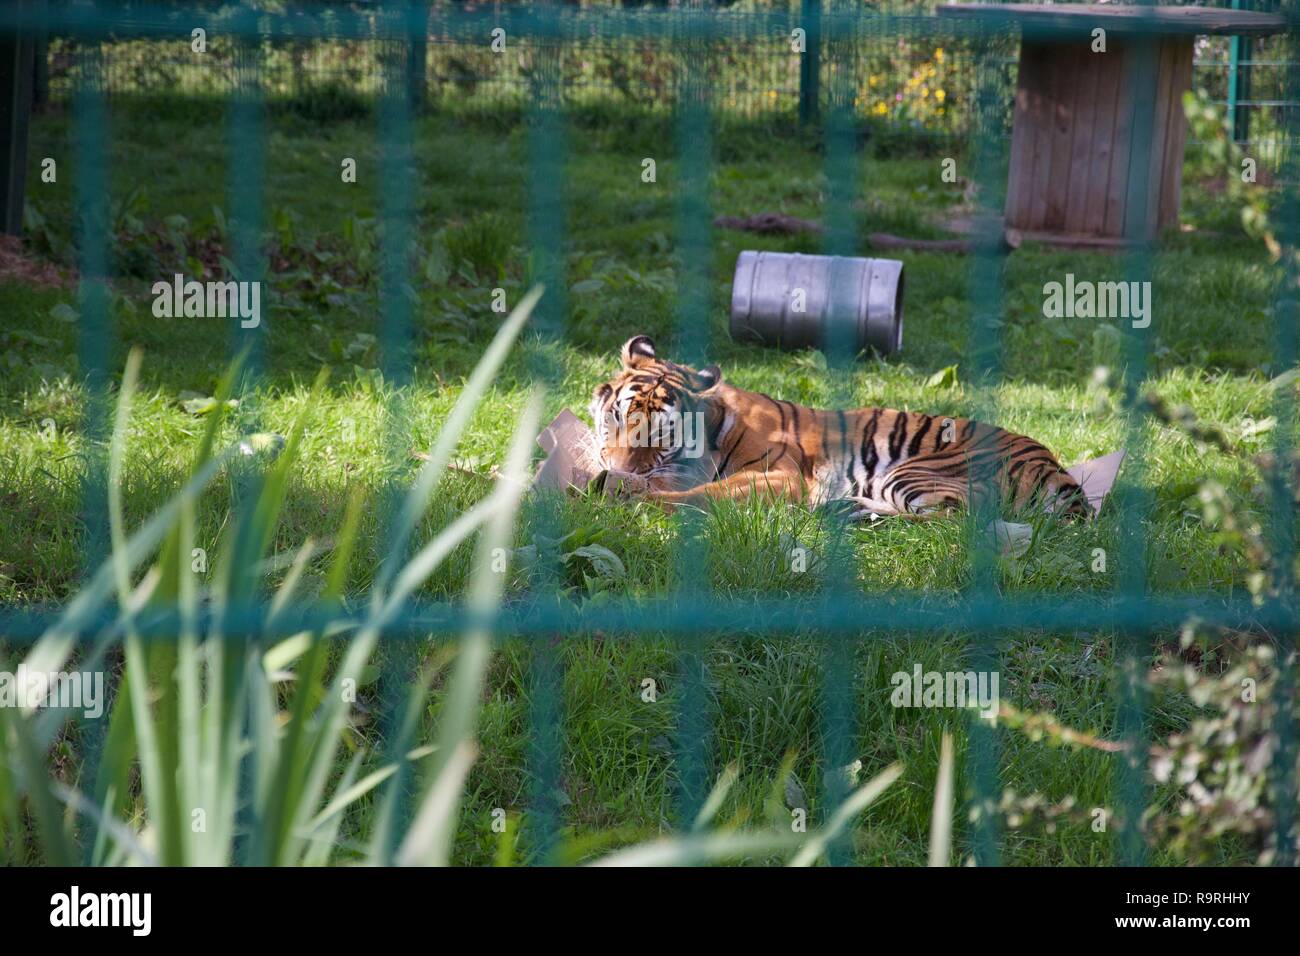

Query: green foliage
[865,115,955,160]
[270,82,373,123]
[1148,643,1295,865]
[0,290,545,866]
[1182,88,1277,255]
[442,213,514,282]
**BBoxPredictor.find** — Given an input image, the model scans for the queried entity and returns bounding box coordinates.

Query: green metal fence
[0,0,1297,865]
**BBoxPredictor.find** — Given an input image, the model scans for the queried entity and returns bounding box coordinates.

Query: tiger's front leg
[645,469,806,508]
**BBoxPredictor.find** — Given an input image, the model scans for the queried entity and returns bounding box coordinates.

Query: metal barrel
[729,251,904,356]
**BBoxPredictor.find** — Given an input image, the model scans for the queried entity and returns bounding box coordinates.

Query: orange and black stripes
[591,336,1089,517]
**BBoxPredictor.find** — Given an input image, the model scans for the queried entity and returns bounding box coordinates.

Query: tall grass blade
[788,763,903,867]
[929,731,955,867]
[590,832,803,867]
[393,390,543,866]
[693,762,740,832]
[373,285,541,601]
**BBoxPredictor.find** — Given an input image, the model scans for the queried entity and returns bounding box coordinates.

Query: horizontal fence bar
[0,594,1293,644]
[6,4,1294,43]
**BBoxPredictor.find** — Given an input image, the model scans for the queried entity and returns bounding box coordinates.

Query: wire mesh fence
[1,0,1298,866]
[26,0,1300,164]
[40,11,976,135]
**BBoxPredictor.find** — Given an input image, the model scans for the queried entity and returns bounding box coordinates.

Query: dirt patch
[0,235,77,291]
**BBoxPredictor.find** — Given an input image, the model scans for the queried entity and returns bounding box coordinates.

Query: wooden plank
[1027,40,1059,230]
[1019,229,1147,249]
[1082,40,1122,236]
[1004,38,1036,228]
[1003,40,1034,230]
[1119,36,1161,239]
[1044,41,1081,231]
[1104,39,1135,237]
[1140,36,1194,237]
[1060,48,1102,231]
[936,4,1287,38]
[1059,42,1097,232]
[1142,37,1176,236]
[1158,38,1194,230]
[1003,40,1034,226]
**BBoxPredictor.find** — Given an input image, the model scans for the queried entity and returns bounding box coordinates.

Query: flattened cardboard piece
[1066,449,1127,517]
[534,410,600,491]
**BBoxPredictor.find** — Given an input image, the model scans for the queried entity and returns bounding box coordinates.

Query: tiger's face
[589,335,723,479]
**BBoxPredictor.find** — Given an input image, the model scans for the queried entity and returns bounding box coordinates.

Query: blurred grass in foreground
[0,288,918,866]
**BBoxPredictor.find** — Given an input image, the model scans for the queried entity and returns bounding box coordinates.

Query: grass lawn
[0,96,1288,864]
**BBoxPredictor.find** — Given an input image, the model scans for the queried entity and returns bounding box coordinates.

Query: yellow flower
[935,89,945,102]
[874,102,887,115]
[935,47,945,61]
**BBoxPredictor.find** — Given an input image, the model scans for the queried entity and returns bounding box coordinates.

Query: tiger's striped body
[591,336,1089,518]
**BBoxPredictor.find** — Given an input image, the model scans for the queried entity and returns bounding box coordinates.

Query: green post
[33,9,47,108]
[0,2,35,235]
[407,2,427,112]
[1228,0,1253,144]
[799,0,821,124]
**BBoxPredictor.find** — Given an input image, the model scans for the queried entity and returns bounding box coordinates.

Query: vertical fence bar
[1112,14,1160,869]
[525,0,569,865]
[223,1,269,867]
[1231,0,1255,144]
[817,2,862,866]
[70,23,113,864]
[1266,0,1298,868]
[0,0,35,235]
[227,9,266,378]
[670,3,715,829]
[371,0,421,864]
[963,21,1013,868]
[408,1,428,112]
[800,0,822,125]
[32,1,46,109]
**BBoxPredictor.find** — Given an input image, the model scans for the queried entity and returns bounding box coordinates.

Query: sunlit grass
[0,101,1287,864]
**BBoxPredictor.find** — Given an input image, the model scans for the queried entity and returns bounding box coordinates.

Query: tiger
[589,334,1090,520]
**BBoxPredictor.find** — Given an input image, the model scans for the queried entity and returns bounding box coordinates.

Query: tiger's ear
[620,335,657,369]
[690,363,723,393]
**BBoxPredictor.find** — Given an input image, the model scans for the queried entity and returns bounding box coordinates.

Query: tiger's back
[719,400,1088,517]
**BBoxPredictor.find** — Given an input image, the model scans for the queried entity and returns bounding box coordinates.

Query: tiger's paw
[590,469,650,500]
[816,497,886,524]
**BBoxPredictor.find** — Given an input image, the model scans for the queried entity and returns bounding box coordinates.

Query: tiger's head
[589,335,724,479]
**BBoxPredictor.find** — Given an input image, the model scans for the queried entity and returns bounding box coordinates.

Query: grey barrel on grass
[729,251,905,356]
